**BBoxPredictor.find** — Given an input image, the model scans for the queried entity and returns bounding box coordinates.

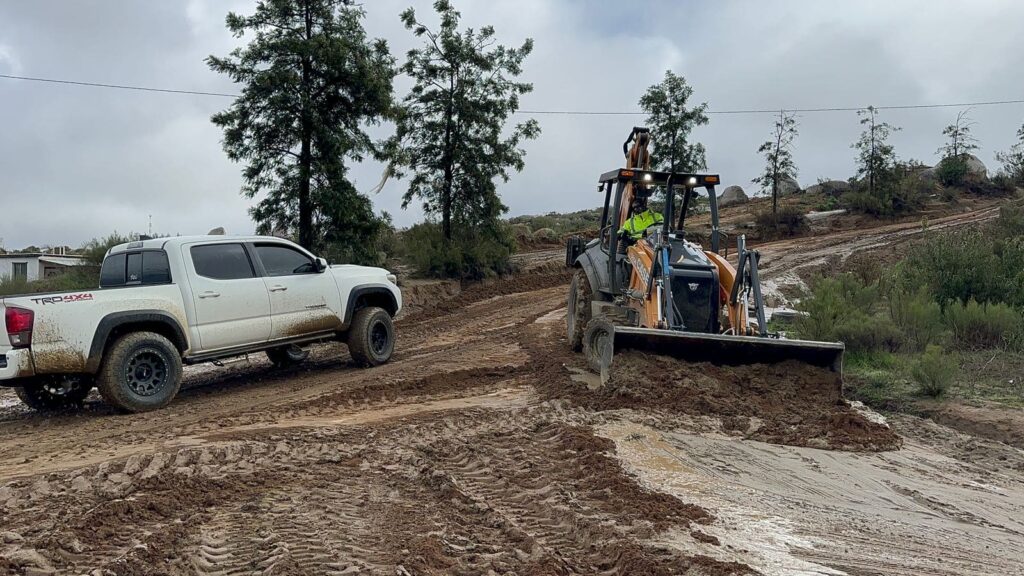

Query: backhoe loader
[565,127,844,388]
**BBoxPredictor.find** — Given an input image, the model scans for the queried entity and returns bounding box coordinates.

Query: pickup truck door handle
[269,285,288,292]
[198,291,221,299]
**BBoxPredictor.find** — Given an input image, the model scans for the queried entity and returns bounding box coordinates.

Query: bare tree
[752,110,798,214]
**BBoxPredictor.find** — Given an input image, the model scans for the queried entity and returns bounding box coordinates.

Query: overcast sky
[2,0,1023,249]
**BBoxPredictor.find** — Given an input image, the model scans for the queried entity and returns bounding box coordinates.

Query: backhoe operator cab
[565,164,729,336]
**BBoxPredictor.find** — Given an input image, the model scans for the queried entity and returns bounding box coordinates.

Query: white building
[0,252,87,282]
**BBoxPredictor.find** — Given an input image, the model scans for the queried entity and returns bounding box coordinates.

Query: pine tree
[852,106,900,203]
[393,0,539,241]
[752,111,798,214]
[207,0,395,258]
[639,71,709,173]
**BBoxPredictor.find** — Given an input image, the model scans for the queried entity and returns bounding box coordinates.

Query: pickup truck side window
[255,243,316,276]
[191,244,255,280]
[100,254,127,287]
[142,251,171,284]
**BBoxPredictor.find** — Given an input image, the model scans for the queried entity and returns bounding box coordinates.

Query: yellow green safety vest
[620,209,664,239]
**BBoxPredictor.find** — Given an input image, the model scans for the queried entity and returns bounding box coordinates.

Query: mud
[0,233,1021,574]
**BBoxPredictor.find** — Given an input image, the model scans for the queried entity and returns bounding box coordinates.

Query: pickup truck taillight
[4,307,34,348]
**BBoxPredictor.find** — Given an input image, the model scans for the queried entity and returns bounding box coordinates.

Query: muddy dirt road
[1,211,1022,575]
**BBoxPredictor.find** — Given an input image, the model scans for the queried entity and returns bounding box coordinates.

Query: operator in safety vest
[619,194,664,241]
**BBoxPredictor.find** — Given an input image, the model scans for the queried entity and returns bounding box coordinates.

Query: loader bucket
[584,325,844,392]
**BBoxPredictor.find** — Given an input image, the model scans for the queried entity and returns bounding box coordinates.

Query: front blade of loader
[612,326,845,374]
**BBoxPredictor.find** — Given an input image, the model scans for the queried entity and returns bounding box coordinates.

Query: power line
[3,72,1024,115]
[0,73,238,98]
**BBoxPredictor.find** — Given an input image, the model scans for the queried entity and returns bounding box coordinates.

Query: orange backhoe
[565,127,844,384]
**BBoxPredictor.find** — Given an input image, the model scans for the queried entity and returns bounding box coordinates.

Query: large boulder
[718,185,749,207]
[804,180,851,197]
[964,153,988,178]
[922,154,988,182]
[777,174,801,196]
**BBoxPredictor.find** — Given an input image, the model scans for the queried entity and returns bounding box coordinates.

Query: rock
[70,475,92,493]
[4,548,54,571]
[777,174,801,196]
[804,180,851,197]
[207,226,226,235]
[532,228,558,242]
[964,153,988,177]
[717,185,749,207]
[1,531,24,543]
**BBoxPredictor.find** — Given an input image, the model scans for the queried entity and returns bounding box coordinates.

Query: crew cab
[0,235,401,413]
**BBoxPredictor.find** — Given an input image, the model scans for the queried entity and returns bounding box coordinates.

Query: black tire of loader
[583,316,615,374]
[567,268,593,352]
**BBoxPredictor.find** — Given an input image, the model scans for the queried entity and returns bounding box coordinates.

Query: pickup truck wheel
[14,375,93,411]
[97,332,182,413]
[347,306,394,367]
[266,345,310,367]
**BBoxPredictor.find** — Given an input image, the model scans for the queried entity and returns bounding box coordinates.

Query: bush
[0,266,100,297]
[887,287,944,352]
[936,156,968,187]
[842,190,887,216]
[912,345,957,398]
[795,273,899,353]
[753,206,808,239]
[969,173,1017,197]
[891,173,933,213]
[833,314,903,354]
[401,221,515,280]
[944,299,1023,350]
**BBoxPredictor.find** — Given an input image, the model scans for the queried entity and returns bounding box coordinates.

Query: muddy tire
[583,316,615,374]
[266,344,310,367]
[14,375,93,411]
[567,268,594,352]
[97,332,182,413]
[347,307,395,367]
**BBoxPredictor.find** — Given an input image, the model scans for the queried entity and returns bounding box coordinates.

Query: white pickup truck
[0,235,401,413]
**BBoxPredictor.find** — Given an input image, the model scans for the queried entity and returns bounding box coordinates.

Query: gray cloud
[1,0,1023,249]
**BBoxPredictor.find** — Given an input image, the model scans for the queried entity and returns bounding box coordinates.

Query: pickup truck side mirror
[315,257,328,273]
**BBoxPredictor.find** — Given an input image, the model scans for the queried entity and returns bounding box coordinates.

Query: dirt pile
[530,338,901,451]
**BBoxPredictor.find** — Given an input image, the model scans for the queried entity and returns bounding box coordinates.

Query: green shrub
[891,173,932,213]
[833,314,903,353]
[753,206,808,239]
[912,345,957,398]
[795,273,897,353]
[944,299,1023,350]
[0,266,100,297]
[887,287,944,352]
[842,190,887,216]
[401,221,515,279]
[937,156,969,187]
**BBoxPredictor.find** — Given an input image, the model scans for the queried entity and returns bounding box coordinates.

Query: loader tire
[14,375,93,411]
[266,344,310,367]
[97,332,182,413]
[348,306,395,367]
[583,316,615,374]
[567,268,593,352]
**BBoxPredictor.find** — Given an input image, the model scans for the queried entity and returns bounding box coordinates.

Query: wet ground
[1,207,1022,575]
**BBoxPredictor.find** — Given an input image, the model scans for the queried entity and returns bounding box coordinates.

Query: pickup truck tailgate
[0,300,12,353]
